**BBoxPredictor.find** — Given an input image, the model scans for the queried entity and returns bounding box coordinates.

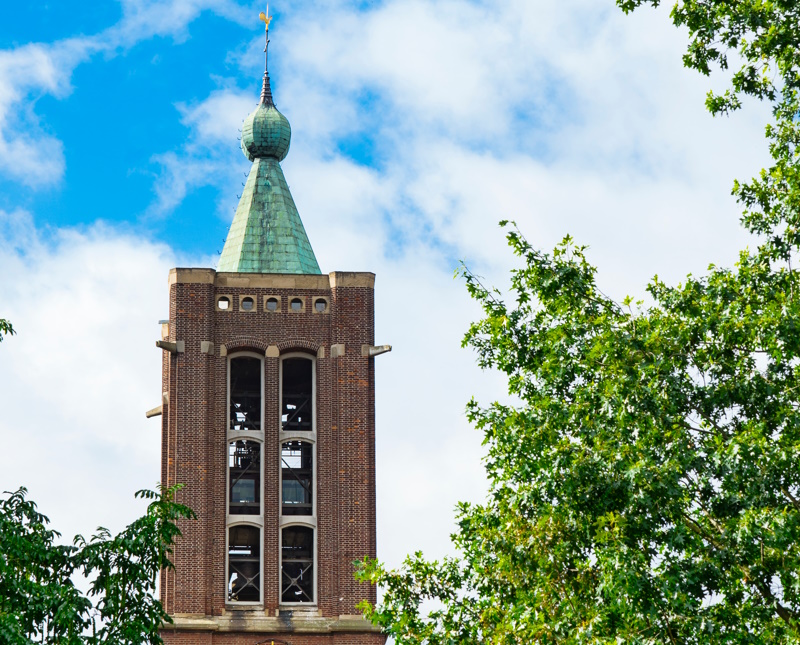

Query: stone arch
[223,336,270,354]
[276,339,321,354]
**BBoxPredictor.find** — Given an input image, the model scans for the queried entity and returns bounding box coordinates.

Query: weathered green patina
[218,73,321,274]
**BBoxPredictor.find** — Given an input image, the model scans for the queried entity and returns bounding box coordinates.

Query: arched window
[228,524,261,602]
[279,353,316,605]
[281,441,312,516]
[229,356,262,431]
[227,353,263,605]
[281,526,314,603]
[229,440,261,515]
[280,354,317,604]
[281,357,312,432]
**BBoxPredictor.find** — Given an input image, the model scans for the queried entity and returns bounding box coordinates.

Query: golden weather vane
[257,4,274,103]
[259,5,273,31]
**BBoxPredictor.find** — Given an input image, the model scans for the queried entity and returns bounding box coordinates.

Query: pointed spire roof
[260,69,274,107]
[217,9,321,275]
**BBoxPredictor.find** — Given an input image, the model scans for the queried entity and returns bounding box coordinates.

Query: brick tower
[156,13,388,645]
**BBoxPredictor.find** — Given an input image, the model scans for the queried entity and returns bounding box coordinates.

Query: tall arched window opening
[229,440,261,515]
[279,354,316,605]
[230,356,262,431]
[227,353,264,605]
[281,441,312,516]
[281,526,314,603]
[281,357,312,432]
[228,525,261,602]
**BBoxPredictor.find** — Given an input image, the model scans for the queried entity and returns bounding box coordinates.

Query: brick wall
[160,270,384,644]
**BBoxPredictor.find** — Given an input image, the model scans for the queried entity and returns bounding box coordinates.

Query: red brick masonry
[159,270,385,645]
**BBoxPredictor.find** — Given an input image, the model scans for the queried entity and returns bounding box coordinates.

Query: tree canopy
[0,318,14,342]
[0,486,194,645]
[357,2,800,643]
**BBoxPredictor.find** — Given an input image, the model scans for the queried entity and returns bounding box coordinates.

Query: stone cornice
[163,613,382,634]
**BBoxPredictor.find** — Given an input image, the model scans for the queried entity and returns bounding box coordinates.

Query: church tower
[156,13,388,644]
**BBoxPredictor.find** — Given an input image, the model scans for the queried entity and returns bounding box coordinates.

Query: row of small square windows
[217,295,329,313]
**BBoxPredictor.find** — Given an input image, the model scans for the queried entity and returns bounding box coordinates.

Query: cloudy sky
[0,0,771,581]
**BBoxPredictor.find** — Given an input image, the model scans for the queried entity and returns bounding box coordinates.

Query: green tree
[0,318,14,342]
[357,2,800,643]
[0,486,194,644]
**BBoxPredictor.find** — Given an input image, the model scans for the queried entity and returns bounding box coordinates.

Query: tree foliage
[0,486,194,644]
[0,318,14,342]
[357,1,800,643]
[617,0,800,263]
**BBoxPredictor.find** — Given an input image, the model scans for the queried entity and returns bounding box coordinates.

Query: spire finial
[258,6,274,106]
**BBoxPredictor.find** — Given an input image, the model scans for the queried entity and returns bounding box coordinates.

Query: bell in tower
[157,10,389,643]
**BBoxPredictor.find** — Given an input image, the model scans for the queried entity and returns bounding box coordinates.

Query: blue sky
[3,3,264,257]
[0,0,772,577]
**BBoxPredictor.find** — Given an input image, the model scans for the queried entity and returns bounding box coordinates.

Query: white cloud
[178,88,254,142]
[149,150,234,215]
[280,0,556,143]
[0,210,177,538]
[0,207,499,567]
[0,0,779,585]
[139,0,766,289]
[147,88,255,216]
[372,253,502,563]
[0,39,95,185]
[128,2,774,571]
[105,0,252,48]
[274,0,767,291]
[0,0,253,187]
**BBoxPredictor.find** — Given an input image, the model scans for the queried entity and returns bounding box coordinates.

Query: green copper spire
[218,11,321,275]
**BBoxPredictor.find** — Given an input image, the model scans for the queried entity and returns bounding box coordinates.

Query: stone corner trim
[328,271,375,289]
[169,268,216,286]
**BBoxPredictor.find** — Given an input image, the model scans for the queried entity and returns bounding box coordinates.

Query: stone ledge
[169,268,376,290]
[216,273,331,290]
[165,613,382,634]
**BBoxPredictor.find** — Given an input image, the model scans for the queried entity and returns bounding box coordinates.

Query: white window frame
[279,437,316,521]
[227,351,264,435]
[279,352,317,606]
[279,352,316,436]
[227,438,265,522]
[279,521,317,606]
[225,520,264,605]
[226,352,264,606]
